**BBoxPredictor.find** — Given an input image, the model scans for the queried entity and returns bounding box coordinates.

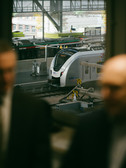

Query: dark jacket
[4,88,51,168]
[61,109,112,168]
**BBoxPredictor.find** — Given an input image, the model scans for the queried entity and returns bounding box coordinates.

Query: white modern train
[49,48,104,87]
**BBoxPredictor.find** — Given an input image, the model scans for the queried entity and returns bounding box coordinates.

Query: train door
[90,66,97,80]
[82,63,90,82]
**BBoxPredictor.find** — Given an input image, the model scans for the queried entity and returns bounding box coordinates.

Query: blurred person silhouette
[60,54,126,168]
[0,40,51,168]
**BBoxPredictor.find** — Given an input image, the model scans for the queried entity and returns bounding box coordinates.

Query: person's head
[0,40,17,96]
[99,54,126,118]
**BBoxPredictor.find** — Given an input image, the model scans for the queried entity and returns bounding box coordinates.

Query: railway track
[17,81,102,127]
[14,80,72,100]
[15,81,58,93]
[35,89,69,98]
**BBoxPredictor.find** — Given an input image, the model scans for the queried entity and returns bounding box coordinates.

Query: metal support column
[0,0,13,42]
[42,0,44,40]
[59,0,63,33]
[105,0,126,59]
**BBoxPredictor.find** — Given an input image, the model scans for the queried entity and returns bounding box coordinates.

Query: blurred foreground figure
[0,40,51,168]
[61,55,126,168]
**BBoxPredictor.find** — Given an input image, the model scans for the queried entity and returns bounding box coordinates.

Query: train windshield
[54,49,77,71]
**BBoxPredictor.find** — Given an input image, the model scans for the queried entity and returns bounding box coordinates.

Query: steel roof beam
[13,0,105,13]
[33,0,60,31]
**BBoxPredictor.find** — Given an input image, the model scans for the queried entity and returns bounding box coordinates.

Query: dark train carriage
[13,37,83,60]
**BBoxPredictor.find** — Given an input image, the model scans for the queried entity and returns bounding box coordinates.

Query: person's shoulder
[13,87,50,107]
[77,108,107,130]
[80,108,105,121]
[13,87,52,130]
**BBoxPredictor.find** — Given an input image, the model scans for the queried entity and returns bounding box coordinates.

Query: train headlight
[60,71,64,77]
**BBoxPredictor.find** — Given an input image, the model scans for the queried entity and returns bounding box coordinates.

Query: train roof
[76,49,104,55]
[58,47,104,54]
[70,49,104,60]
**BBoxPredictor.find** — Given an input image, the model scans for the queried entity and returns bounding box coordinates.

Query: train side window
[85,66,89,74]
[97,67,101,73]
[92,66,95,72]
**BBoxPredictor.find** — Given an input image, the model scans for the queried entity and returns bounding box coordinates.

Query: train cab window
[54,49,77,71]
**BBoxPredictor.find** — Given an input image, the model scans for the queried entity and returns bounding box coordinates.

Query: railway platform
[15,57,53,88]
[15,71,48,85]
[14,71,49,93]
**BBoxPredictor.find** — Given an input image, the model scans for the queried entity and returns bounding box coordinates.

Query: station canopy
[13,0,105,13]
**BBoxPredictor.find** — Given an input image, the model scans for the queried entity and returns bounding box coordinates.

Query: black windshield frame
[54,49,77,71]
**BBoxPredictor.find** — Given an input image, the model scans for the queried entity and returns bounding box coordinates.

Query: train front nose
[48,69,60,86]
[48,77,60,86]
